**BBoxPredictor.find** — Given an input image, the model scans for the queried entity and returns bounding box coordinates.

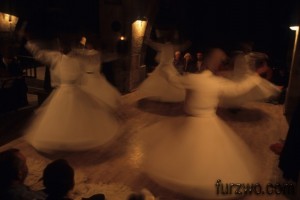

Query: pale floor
[0,92,298,200]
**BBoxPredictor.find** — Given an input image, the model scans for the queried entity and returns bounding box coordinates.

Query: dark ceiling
[152,0,299,66]
[1,0,299,66]
[0,0,99,37]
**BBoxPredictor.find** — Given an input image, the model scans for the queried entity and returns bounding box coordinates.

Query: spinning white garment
[24,43,121,153]
[136,63,185,102]
[140,71,263,199]
[70,48,122,111]
[136,40,188,102]
[220,53,281,108]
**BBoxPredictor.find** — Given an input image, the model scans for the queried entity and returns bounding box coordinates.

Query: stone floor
[0,91,297,200]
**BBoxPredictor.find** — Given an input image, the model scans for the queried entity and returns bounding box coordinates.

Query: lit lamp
[120,36,125,41]
[290,26,299,31]
[284,25,300,119]
[289,26,299,68]
[117,35,128,54]
[0,12,19,32]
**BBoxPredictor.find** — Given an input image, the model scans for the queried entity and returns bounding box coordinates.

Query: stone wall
[98,0,158,93]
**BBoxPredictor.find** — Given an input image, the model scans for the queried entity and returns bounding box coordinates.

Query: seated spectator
[42,159,105,200]
[0,148,45,200]
[42,159,75,200]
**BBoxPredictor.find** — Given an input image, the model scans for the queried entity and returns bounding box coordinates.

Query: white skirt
[24,84,121,153]
[79,73,121,111]
[220,75,281,108]
[139,114,259,199]
[136,65,185,102]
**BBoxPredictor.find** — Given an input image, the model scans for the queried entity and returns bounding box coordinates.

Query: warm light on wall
[120,36,125,40]
[136,20,144,27]
[132,19,147,36]
[129,17,148,90]
[131,18,147,56]
[0,12,19,32]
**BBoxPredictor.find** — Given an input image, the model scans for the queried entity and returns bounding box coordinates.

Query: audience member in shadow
[42,159,105,200]
[42,159,75,200]
[0,148,44,200]
[128,194,143,200]
[278,103,300,183]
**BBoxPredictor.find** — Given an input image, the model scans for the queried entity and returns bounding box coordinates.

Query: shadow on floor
[35,125,131,165]
[217,107,270,122]
[137,99,185,116]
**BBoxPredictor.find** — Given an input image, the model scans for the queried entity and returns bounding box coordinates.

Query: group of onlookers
[173,51,205,74]
[0,148,156,200]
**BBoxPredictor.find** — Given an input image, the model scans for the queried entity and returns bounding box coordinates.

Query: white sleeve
[166,73,196,90]
[25,41,61,66]
[219,74,262,98]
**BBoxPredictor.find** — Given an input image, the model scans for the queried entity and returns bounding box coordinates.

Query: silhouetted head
[0,149,28,189]
[43,159,74,198]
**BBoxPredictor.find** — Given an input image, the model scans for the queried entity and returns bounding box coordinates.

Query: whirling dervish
[135,36,191,102]
[219,51,281,108]
[69,42,121,111]
[23,40,121,154]
[139,48,267,199]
